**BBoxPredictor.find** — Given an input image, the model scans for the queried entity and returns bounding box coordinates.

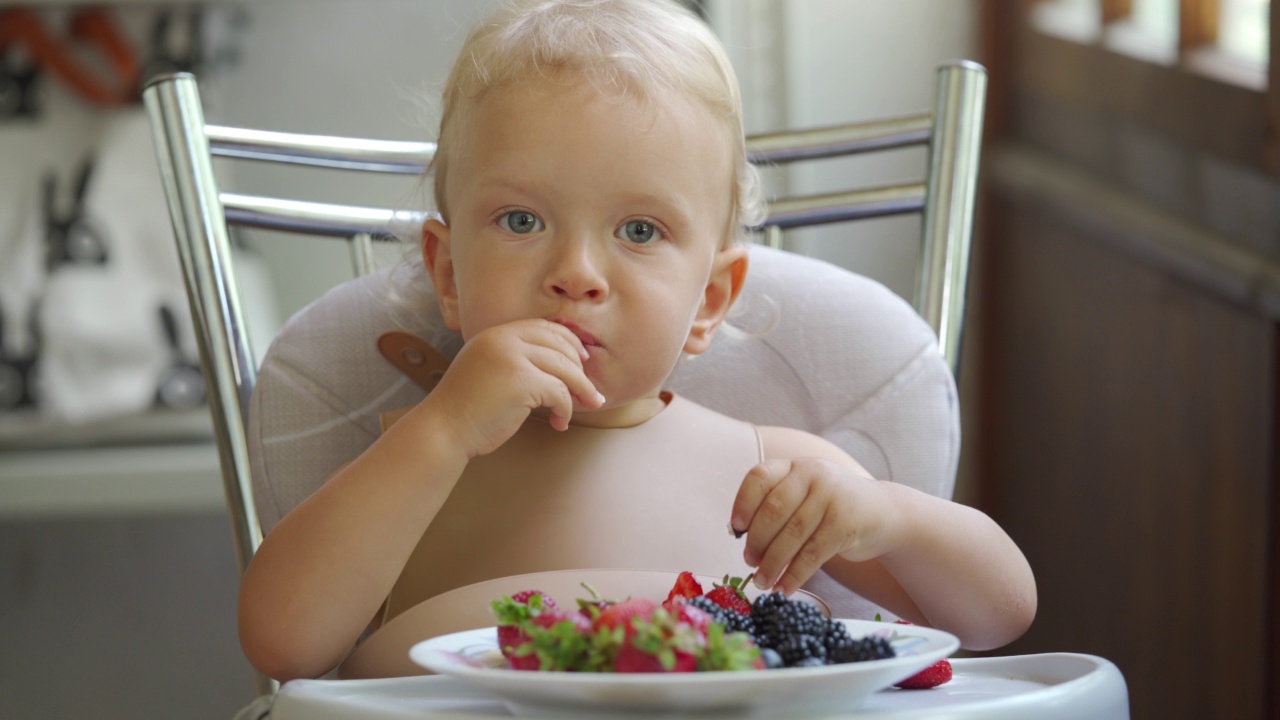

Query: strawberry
[491,590,557,657]
[613,608,702,673]
[507,609,593,671]
[895,658,953,689]
[614,642,698,673]
[512,589,557,607]
[888,619,953,689]
[704,574,753,616]
[670,602,712,638]
[663,571,704,607]
[592,597,659,638]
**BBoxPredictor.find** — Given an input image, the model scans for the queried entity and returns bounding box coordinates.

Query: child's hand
[426,319,605,457]
[730,458,902,595]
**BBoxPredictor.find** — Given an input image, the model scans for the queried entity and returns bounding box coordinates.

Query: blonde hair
[431,0,764,243]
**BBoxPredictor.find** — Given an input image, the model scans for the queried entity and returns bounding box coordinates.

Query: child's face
[424,77,744,415]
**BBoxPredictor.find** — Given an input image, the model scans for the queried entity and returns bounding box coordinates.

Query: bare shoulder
[757,425,869,474]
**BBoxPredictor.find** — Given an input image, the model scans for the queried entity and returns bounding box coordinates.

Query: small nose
[545,235,607,301]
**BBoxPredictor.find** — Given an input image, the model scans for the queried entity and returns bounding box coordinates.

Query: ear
[684,245,749,355]
[422,217,461,330]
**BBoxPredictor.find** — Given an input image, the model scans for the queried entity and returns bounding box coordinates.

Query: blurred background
[0,1,1275,719]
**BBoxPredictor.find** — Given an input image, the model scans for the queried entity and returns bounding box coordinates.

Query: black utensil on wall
[0,44,40,120]
[0,301,40,410]
[154,304,204,410]
[43,159,109,271]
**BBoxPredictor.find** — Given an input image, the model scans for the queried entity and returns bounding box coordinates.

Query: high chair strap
[376,329,450,393]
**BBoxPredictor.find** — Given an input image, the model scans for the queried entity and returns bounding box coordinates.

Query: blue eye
[617,220,658,245]
[499,211,544,234]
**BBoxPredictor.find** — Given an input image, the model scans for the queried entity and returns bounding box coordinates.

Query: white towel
[36,109,194,423]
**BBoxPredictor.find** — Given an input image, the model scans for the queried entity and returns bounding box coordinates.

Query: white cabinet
[0,442,225,517]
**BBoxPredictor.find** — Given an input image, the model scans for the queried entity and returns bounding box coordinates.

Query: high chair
[144,61,1129,719]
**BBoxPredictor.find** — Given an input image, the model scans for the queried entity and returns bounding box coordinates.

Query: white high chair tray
[260,653,1128,720]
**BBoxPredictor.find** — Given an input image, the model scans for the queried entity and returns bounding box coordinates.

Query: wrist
[396,396,473,469]
[840,479,914,564]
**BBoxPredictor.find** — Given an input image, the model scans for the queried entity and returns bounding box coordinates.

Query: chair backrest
[142,61,986,594]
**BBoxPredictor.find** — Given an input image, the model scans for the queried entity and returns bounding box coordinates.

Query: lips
[551,319,601,349]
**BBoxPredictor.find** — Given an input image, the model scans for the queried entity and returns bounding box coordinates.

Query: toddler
[238,0,1036,681]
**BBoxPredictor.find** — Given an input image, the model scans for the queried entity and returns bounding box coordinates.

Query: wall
[204,0,492,322]
[711,0,980,301]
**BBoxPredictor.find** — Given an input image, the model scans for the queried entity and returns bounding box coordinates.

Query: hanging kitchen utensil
[154,304,205,410]
[43,159,109,271]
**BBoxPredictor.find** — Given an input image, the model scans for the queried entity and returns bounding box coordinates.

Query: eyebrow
[472,177,701,221]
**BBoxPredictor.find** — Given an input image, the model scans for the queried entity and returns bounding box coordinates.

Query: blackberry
[822,620,858,662]
[750,592,897,667]
[685,596,756,637]
[752,592,827,650]
[758,647,784,669]
[750,591,790,616]
[838,635,896,663]
[774,633,826,667]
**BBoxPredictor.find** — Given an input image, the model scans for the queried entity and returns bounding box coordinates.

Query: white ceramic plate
[409,619,959,718]
[341,568,831,679]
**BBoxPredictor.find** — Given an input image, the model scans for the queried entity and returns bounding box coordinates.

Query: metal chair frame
[142,61,985,595]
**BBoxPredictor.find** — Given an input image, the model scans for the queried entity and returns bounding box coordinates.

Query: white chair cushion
[247,244,959,616]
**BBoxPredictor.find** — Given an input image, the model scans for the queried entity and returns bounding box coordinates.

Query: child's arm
[238,320,602,681]
[731,427,1036,651]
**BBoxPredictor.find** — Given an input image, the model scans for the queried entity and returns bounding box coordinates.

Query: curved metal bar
[761,184,926,229]
[207,124,435,174]
[748,114,932,164]
[350,232,377,277]
[221,193,424,239]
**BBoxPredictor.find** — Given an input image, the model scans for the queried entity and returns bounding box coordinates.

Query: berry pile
[490,587,759,673]
[489,571,925,677]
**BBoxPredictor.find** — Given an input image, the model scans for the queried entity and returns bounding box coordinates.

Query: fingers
[494,320,600,430]
[525,344,602,406]
[732,459,842,595]
[768,506,840,596]
[531,319,591,364]
[730,459,791,542]
[522,324,604,429]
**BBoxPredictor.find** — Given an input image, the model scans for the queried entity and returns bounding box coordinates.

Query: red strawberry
[670,603,712,638]
[889,620,952,689]
[613,609,702,673]
[895,658,953,689]
[614,642,698,673]
[592,597,659,638]
[512,589,557,607]
[508,609,592,671]
[533,608,590,632]
[663,571,704,607]
[704,574,753,616]
[498,627,529,659]
[492,590,557,657]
